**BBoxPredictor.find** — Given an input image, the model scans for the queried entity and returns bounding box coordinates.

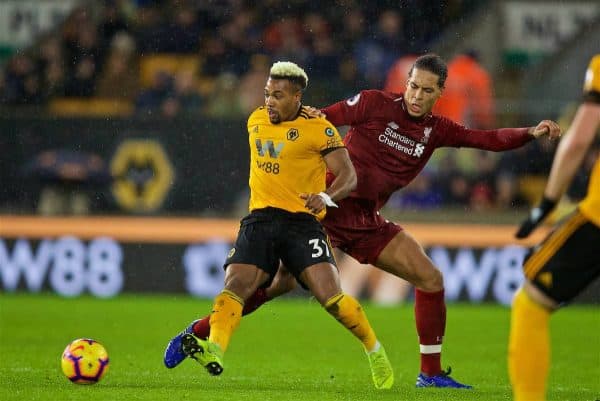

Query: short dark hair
[270,74,307,92]
[409,54,448,88]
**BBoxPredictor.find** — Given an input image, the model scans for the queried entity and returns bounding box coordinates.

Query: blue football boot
[416,367,472,389]
[163,320,198,368]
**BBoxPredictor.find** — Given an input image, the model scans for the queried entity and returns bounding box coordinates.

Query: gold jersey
[247,106,344,219]
[579,54,600,226]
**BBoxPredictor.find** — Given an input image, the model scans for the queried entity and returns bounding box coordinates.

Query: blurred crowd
[1,0,597,215]
[0,0,478,112]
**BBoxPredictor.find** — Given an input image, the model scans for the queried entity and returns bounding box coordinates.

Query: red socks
[414,288,446,376]
[192,288,271,339]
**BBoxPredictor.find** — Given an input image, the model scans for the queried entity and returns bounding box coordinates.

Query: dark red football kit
[321,90,533,263]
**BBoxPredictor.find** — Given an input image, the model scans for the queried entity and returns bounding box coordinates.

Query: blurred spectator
[325,56,364,102]
[132,5,165,54]
[306,35,340,80]
[388,170,442,210]
[63,56,97,97]
[204,72,243,118]
[263,14,309,65]
[2,53,43,104]
[400,1,446,51]
[238,53,271,114]
[97,0,131,48]
[36,36,66,100]
[135,70,173,115]
[199,35,234,79]
[303,12,339,79]
[443,173,471,206]
[96,33,139,99]
[498,137,556,176]
[384,54,419,93]
[469,182,494,212]
[168,69,203,116]
[218,8,260,76]
[62,20,103,97]
[495,173,527,209]
[41,61,66,100]
[334,7,366,55]
[160,6,202,53]
[468,151,498,211]
[354,9,406,88]
[433,50,496,129]
[23,149,111,216]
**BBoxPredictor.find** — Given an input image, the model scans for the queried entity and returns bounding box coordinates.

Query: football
[61,338,109,384]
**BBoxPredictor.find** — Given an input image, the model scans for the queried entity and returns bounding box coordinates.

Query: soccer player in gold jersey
[164,61,394,389]
[510,54,600,401]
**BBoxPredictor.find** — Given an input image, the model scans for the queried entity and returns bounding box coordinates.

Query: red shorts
[322,197,402,265]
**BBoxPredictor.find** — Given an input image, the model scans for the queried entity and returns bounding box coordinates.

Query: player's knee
[417,266,443,292]
[224,265,267,300]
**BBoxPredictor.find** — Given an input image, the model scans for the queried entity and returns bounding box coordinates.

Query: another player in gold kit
[509,55,600,401]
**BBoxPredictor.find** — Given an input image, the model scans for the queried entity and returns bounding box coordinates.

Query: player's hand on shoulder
[530,120,561,139]
[304,106,325,119]
[299,193,326,214]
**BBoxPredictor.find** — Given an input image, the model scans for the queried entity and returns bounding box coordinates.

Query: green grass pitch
[0,293,598,401]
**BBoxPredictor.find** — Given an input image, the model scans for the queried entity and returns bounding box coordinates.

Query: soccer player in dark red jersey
[169,54,561,388]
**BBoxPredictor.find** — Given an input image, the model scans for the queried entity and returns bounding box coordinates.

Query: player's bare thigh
[374,231,443,292]
[224,263,272,300]
[299,262,342,304]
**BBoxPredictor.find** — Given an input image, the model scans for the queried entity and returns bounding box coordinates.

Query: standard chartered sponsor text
[379,133,415,155]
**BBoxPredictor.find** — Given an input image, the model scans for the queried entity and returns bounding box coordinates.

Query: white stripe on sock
[367,340,381,354]
[420,344,442,354]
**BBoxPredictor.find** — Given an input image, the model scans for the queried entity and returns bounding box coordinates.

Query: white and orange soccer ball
[61,338,109,384]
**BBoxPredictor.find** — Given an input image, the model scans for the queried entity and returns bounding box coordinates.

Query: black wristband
[538,196,557,214]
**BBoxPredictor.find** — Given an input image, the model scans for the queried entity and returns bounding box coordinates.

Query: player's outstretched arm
[516,103,600,238]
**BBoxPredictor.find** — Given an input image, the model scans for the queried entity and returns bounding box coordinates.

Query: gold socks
[208,290,244,352]
[325,293,377,352]
[508,289,551,401]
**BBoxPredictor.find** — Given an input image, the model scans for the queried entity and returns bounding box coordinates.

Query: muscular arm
[543,102,600,200]
[300,147,356,214]
[515,102,599,238]
[322,147,357,201]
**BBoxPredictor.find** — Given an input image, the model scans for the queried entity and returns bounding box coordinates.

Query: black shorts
[225,207,337,287]
[523,210,600,304]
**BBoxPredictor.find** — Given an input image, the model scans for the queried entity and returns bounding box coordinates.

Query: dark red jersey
[322,89,533,210]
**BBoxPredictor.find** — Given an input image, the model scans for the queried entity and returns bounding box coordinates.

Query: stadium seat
[48,98,134,117]
[139,54,201,88]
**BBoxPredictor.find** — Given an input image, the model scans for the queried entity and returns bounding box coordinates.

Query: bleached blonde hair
[269,61,308,90]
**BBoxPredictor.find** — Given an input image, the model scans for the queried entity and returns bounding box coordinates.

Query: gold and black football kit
[226,106,344,283]
[524,55,600,303]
